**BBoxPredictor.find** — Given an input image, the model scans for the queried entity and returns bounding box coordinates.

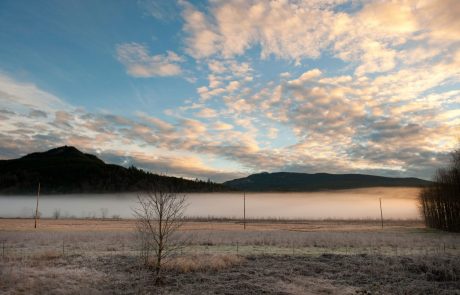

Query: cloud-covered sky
[0,0,459,182]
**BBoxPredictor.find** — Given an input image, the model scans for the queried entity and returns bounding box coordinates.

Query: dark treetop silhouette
[0,146,431,194]
[0,146,228,194]
[224,172,430,192]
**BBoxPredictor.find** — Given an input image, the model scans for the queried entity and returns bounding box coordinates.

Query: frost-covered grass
[1,219,459,294]
[1,226,458,257]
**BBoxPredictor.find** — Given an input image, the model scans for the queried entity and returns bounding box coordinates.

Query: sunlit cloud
[116,43,184,77]
[1,0,459,181]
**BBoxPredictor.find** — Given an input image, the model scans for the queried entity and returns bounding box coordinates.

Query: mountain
[223,172,431,191]
[0,146,229,194]
[0,147,432,194]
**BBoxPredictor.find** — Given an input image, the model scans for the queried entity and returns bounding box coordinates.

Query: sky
[0,0,459,182]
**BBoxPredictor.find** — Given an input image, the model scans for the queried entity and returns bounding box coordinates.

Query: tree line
[0,153,232,194]
[419,148,460,232]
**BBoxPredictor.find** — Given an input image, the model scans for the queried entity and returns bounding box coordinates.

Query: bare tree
[419,147,460,232]
[133,185,187,284]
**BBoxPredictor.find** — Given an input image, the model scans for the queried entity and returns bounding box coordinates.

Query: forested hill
[0,146,229,194]
[223,172,431,191]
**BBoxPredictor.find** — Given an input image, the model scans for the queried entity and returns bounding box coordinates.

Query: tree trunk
[155,247,162,285]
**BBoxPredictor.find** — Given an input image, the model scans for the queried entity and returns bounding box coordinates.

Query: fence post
[34,182,41,229]
[243,193,246,230]
[2,240,4,259]
[62,240,65,257]
[236,242,239,255]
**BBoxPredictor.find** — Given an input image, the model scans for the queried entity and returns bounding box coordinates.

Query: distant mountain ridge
[21,146,105,164]
[223,172,431,191]
[0,146,228,194]
[0,146,432,194]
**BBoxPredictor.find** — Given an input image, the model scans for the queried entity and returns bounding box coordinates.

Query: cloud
[181,119,207,134]
[28,109,47,118]
[229,48,459,180]
[212,121,233,131]
[195,107,217,118]
[0,73,70,112]
[137,113,175,132]
[225,98,253,114]
[207,74,221,88]
[357,1,418,35]
[354,40,396,76]
[280,72,291,78]
[180,0,460,78]
[116,43,183,77]
[181,1,335,61]
[416,0,460,41]
[53,111,74,129]
[197,86,225,101]
[0,73,245,181]
[226,80,240,92]
[288,69,322,86]
[180,1,220,59]
[137,0,179,21]
[208,60,226,74]
[267,127,278,139]
[1,64,458,181]
[99,151,243,183]
[2,0,460,182]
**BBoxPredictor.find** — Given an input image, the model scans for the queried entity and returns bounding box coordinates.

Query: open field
[0,217,424,232]
[1,218,459,294]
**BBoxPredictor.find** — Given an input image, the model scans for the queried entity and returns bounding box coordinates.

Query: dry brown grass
[1,265,107,295]
[0,218,424,233]
[1,218,459,294]
[161,254,245,273]
[32,249,61,261]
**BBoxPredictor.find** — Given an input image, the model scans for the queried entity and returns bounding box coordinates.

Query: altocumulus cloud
[1,0,459,181]
[116,43,184,77]
[0,73,243,182]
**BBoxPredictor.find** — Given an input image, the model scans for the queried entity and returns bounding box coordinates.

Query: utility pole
[34,182,40,229]
[379,198,383,229]
[243,192,246,230]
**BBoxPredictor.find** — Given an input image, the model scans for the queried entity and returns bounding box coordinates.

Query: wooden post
[2,240,4,259]
[243,192,246,230]
[34,182,40,229]
[379,198,383,229]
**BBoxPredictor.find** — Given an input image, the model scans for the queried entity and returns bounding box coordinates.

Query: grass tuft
[161,254,245,273]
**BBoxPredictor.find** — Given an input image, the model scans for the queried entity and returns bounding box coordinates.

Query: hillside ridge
[0,146,228,194]
[223,171,430,191]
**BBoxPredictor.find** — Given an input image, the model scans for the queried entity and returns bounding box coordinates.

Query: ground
[1,218,459,294]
